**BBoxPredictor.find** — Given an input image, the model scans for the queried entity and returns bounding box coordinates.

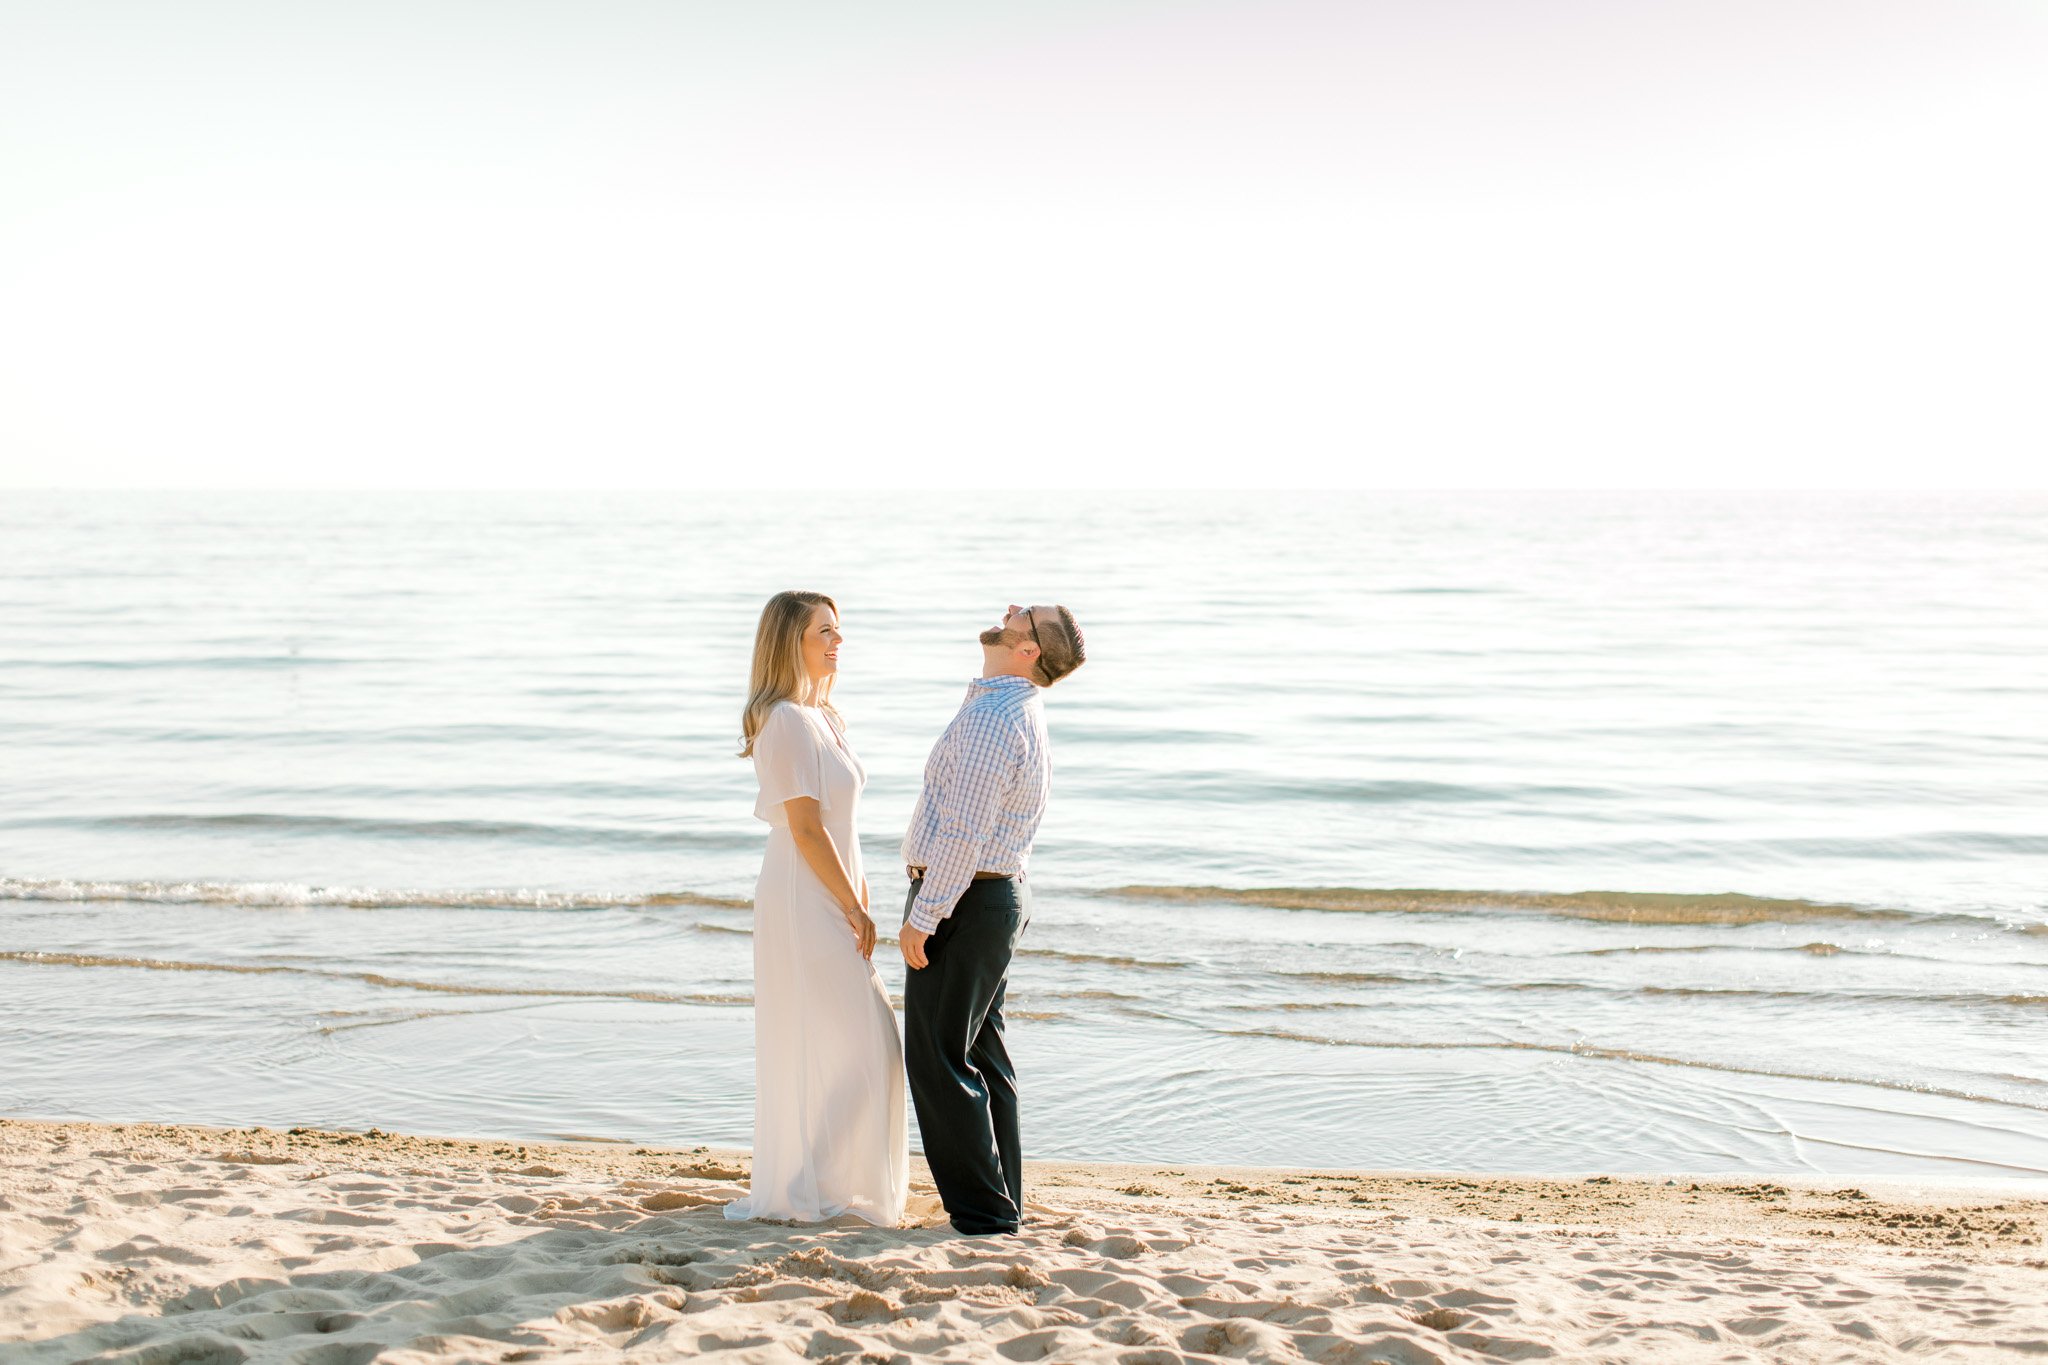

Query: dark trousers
[902,875,1028,1235]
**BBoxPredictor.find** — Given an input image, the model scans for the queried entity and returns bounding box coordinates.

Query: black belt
[906,866,1010,882]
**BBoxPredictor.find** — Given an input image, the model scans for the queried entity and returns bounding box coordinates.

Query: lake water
[3,489,2044,1177]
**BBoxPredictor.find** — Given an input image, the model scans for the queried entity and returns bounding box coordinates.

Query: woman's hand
[842,903,877,960]
[853,877,874,956]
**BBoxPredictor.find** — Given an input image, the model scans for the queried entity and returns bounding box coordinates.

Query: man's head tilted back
[979,604,1087,687]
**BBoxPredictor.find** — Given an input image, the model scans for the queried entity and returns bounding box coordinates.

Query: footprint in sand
[113,1186,226,1207]
[169,1277,306,1313]
[992,1325,1097,1360]
[284,1343,384,1365]
[1178,1318,1295,1357]
[97,1236,215,1266]
[1058,1231,1147,1259]
[108,1332,250,1365]
[829,1289,897,1323]
[601,1241,703,1268]
[280,1208,395,1227]
[640,1190,720,1211]
[410,1241,469,1259]
[1097,1319,1174,1348]
[553,1293,678,1334]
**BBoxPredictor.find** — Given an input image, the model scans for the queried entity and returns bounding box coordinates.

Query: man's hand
[899,924,931,970]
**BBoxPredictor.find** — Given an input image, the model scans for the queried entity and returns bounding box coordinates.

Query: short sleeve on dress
[752,703,829,823]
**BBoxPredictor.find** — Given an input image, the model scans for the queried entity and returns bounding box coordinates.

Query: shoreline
[3,1116,2043,1361]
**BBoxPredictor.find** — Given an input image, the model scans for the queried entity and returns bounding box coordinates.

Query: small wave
[0,813,745,851]
[0,949,750,1006]
[1573,941,1855,958]
[0,877,751,912]
[0,653,362,670]
[1211,1026,2048,1113]
[1285,970,1420,986]
[1224,1000,1376,1013]
[1015,946,1189,971]
[1153,777,1608,805]
[318,1002,568,1034]
[1498,980,2048,1010]
[1269,970,2048,1009]
[645,891,754,910]
[1106,885,1917,927]
[1567,941,2048,967]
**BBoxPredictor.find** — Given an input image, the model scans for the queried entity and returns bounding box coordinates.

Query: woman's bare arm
[783,796,877,958]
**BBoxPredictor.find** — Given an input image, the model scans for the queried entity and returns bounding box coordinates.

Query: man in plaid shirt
[900,603,1086,1236]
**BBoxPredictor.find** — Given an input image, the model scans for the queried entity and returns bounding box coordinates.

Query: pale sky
[2,0,2043,489]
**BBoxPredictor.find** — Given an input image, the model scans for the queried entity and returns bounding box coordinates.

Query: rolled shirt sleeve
[907,707,1025,933]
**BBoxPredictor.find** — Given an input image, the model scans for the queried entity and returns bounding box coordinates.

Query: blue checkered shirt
[900,675,1050,933]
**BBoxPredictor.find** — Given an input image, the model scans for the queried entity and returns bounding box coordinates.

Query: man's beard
[979,625,1024,647]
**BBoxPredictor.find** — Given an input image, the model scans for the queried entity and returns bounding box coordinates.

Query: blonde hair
[739,590,840,757]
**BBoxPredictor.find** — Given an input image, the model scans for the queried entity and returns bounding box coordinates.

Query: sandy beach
[1,1118,2041,1363]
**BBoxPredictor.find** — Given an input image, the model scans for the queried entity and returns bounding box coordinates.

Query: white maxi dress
[725,701,908,1226]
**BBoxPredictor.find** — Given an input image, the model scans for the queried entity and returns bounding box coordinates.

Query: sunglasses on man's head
[1021,607,1044,655]
[1022,607,1069,681]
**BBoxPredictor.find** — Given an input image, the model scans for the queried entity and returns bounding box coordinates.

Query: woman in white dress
[725,590,908,1226]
